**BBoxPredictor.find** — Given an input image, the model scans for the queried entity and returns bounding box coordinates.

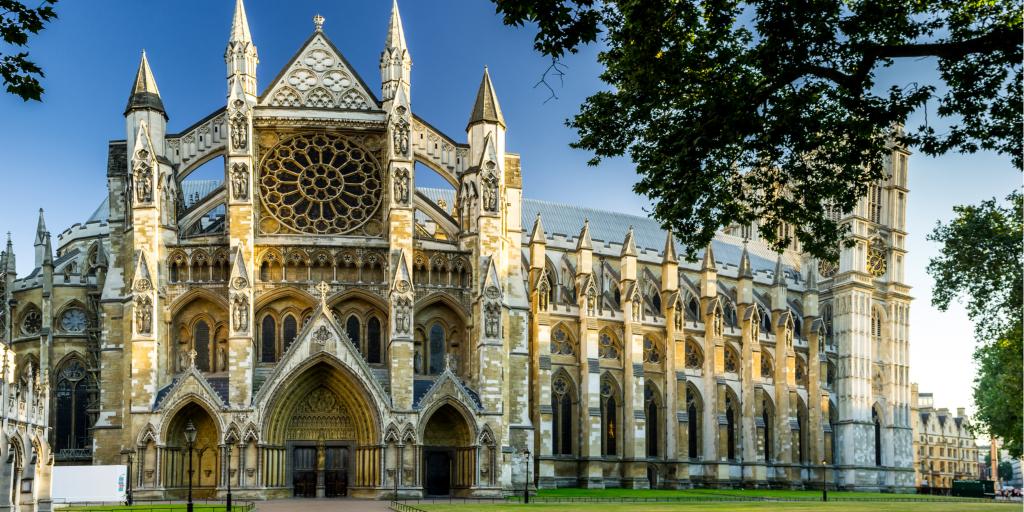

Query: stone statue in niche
[133,161,153,204]
[178,346,190,372]
[481,169,498,212]
[232,294,249,333]
[632,298,641,321]
[231,162,249,200]
[393,168,410,204]
[230,103,248,151]
[485,303,500,338]
[394,296,411,334]
[219,345,228,372]
[393,113,410,156]
[135,295,152,335]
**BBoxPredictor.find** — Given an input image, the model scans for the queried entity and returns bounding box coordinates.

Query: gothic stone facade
[0,0,916,499]
[910,385,979,488]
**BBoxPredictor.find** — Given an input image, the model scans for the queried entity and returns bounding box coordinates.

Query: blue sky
[0,1,1018,419]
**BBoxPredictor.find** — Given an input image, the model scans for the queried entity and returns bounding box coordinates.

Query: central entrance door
[324,446,348,497]
[292,447,317,497]
[424,450,452,496]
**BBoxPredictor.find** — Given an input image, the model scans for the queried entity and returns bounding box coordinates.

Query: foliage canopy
[0,0,57,102]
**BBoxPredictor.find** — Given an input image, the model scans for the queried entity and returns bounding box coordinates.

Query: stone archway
[262,360,382,498]
[164,402,220,498]
[420,403,475,497]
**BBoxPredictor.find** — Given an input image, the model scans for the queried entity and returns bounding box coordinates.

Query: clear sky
[0,1,1018,420]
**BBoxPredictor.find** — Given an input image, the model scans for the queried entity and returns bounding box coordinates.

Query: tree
[492,0,1021,259]
[1,0,58,101]
[998,460,1014,482]
[928,191,1023,458]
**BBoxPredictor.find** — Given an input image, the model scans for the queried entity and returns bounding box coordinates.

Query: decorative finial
[313,13,325,31]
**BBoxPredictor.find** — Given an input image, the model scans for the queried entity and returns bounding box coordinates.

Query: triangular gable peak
[155,365,227,412]
[251,304,391,412]
[415,363,481,413]
[260,31,381,112]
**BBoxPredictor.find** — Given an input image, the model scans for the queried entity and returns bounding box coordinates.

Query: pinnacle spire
[467,67,505,130]
[125,50,166,117]
[805,259,818,291]
[773,254,786,286]
[34,209,46,245]
[576,219,593,251]
[621,226,637,257]
[529,214,545,244]
[701,243,716,271]
[738,241,753,279]
[662,231,678,264]
[385,0,408,51]
[4,233,14,273]
[229,0,253,43]
[42,232,52,267]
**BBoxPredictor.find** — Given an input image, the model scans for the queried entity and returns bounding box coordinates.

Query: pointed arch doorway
[263,360,382,498]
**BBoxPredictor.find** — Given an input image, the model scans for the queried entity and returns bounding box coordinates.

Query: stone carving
[394,297,412,334]
[481,169,498,212]
[484,302,501,338]
[178,347,190,372]
[135,295,152,335]
[313,325,331,346]
[393,113,410,156]
[393,167,410,204]
[230,101,248,151]
[232,294,249,333]
[231,276,248,290]
[219,346,228,372]
[231,162,249,200]
[133,160,153,204]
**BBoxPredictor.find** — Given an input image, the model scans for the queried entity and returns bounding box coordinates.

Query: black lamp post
[225,444,233,512]
[522,448,531,504]
[125,451,134,506]
[184,419,197,512]
[821,459,828,502]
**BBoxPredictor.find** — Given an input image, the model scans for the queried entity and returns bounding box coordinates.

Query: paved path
[255,498,393,511]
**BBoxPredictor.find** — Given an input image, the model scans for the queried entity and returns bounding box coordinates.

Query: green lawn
[417,503,1018,512]
[531,488,972,500]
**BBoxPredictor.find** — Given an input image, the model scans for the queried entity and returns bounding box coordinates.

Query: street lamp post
[125,451,134,506]
[184,420,197,512]
[225,444,233,512]
[821,459,828,502]
[522,448,531,504]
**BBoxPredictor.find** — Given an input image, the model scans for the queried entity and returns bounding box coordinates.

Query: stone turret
[125,51,166,158]
[380,0,411,103]
[33,209,47,268]
[226,0,258,96]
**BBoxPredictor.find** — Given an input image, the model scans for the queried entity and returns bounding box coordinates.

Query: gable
[260,32,380,111]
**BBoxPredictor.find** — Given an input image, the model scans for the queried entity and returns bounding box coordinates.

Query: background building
[910,384,979,489]
[0,0,915,498]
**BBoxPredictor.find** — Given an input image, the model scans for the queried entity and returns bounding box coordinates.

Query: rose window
[60,308,88,333]
[259,133,383,235]
[21,310,41,336]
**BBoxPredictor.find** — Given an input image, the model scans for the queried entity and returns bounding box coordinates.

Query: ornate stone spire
[467,67,505,130]
[772,253,786,286]
[4,233,15,273]
[385,0,408,53]
[662,231,678,264]
[576,219,593,251]
[529,213,545,244]
[805,259,818,292]
[42,232,52,268]
[738,241,753,279]
[229,0,252,44]
[621,226,637,257]
[125,50,166,118]
[34,208,46,246]
[701,242,716,271]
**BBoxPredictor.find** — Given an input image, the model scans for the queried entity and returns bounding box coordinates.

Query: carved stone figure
[231,107,248,151]
[393,168,410,204]
[394,296,412,334]
[393,116,410,156]
[232,294,249,333]
[231,162,249,200]
[219,346,228,372]
[484,303,500,338]
[177,346,190,372]
[135,295,152,335]
[481,172,498,212]
[133,162,153,204]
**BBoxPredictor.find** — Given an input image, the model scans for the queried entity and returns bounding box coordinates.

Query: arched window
[283,315,298,352]
[428,323,445,374]
[600,375,618,456]
[193,320,210,372]
[871,309,883,360]
[551,374,573,456]
[759,306,772,335]
[684,340,703,369]
[644,382,659,457]
[367,317,382,364]
[261,316,276,363]
[687,297,700,323]
[346,315,361,350]
[822,304,834,349]
[598,330,622,362]
[762,400,772,462]
[260,261,271,282]
[642,336,662,364]
[873,408,882,466]
[724,346,739,373]
[686,387,701,459]
[550,325,575,356]
[55,360,95,454]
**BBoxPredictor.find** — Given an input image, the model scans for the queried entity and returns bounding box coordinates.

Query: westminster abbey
[0,0,916,501]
